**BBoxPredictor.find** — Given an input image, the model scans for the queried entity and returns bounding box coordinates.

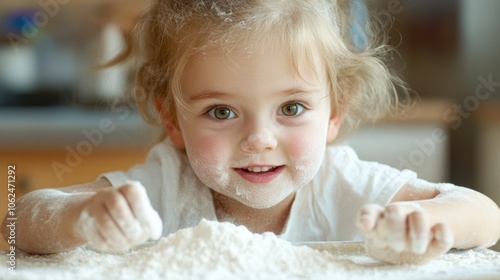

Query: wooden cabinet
[0,147,149,250]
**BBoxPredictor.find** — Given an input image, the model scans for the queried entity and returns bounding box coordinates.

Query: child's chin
[234,193,289,209]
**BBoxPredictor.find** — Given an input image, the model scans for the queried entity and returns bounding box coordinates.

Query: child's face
[170,44,342,209]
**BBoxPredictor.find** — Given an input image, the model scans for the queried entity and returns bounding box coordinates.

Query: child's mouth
[242,166,279,173]
[234,166,284,184]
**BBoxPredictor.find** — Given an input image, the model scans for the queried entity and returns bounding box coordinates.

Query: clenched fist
[357,203,454,264]
[74,181,163,252]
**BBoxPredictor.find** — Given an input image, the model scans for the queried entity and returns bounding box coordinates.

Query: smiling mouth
[233,165,284,184]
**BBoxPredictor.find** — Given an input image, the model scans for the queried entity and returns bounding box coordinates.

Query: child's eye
[278,103,305,116]
[207,106,237,120]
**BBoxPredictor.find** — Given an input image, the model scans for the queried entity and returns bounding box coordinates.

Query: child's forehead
[180,41,327,101]
[191,37,326,78]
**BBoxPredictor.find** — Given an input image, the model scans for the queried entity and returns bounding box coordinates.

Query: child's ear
[326,111,344,143]
[154,98,185,148]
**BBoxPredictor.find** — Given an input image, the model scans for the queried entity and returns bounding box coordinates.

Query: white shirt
[102,140,417,242]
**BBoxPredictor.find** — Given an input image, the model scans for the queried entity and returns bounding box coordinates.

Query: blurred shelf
[0,0,98,13]
[0,0,150,30]
[0,0,147,11]
[382,98,454,124]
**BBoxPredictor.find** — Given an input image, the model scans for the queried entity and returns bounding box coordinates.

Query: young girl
[2,0,500,265]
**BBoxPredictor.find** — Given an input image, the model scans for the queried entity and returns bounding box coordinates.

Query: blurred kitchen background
[0,0,499,251]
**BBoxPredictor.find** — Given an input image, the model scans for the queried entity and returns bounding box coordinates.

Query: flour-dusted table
[1,241,499,280]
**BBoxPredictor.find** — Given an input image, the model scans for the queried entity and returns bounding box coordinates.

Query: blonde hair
[117,0,409,142]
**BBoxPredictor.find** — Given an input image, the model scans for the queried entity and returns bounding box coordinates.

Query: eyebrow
[188,91,233,102]
[280,87,322,96]
[191,87,321,101]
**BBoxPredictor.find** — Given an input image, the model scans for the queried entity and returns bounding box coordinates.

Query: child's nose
[240,129,277,153]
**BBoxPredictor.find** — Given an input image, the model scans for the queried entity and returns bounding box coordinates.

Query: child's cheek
[185,136,234,191]
[287,131,325,159]
[186,137,229,166]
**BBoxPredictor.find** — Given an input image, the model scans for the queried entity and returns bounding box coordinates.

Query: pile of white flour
[2,219,500,280]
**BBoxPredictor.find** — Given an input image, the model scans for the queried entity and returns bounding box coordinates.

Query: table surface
[1,242,499,280]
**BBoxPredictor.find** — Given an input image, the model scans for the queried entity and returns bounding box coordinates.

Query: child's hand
[75,181,163,252]
[357,203,454,264]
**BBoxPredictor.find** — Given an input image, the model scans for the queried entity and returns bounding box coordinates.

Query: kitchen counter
[0,106,161,149]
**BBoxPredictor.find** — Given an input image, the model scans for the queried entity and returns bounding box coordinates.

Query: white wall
[347,123,449,183]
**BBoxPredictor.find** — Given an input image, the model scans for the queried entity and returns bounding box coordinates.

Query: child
[2,0,500,265]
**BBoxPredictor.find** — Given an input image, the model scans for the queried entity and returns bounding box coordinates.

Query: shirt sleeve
[98,140,216,236]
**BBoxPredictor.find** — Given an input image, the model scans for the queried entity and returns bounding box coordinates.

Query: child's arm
[1,179,162,254]
[357,180,500,264]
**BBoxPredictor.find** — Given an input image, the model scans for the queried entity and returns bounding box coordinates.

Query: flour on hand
[74,181,163,252]
[358,203,454,265]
